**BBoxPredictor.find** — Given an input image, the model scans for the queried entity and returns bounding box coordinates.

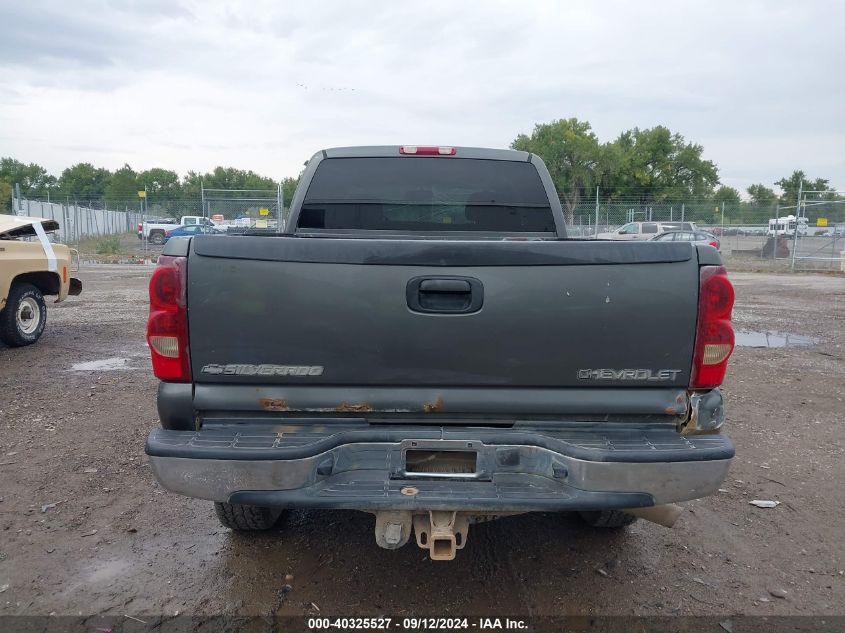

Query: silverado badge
[201,364,324,376]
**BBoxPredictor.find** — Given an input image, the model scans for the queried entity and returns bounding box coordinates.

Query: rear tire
[214,502,283,531]
[578,509,638,528]
[0,283,47,347]
[150,231,165,245]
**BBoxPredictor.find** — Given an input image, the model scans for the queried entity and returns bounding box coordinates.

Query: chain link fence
[9,190,845,271]
[710,226,845,271]
[201,188,284,230]
[11,196,142,243]
[564,197,845,271]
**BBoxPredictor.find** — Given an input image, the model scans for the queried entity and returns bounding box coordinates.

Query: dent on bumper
[147,429,733,510]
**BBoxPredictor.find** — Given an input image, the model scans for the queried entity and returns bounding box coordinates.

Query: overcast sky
[1,0,843,194]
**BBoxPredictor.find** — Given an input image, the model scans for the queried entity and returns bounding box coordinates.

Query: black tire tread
[0,283,46,347]
[578,509,638,528]
[214,502,282,531]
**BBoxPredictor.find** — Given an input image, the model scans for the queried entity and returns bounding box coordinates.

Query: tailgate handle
[419,279,471,293]
[407,276,483,314]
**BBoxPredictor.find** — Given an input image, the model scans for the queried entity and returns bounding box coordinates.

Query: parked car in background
[140,216,224,245]
[566,226,594,238]
[597,221,697,240]
[1,216,82,346]
[181,216,221,229]
[209,215,236,233]
[162,224,218,243]
[181,216,228,235]
[651,230,721,251]
[137,217,177,241]
[746,227,767,236]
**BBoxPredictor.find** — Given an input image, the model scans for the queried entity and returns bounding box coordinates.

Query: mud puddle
[734,330,819,348]
[71,357,134,371]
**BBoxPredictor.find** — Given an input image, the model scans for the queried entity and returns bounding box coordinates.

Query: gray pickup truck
[144,146,736,560]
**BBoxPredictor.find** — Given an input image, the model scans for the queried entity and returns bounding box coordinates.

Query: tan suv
[0,215,82,346]
[597,221,697,240]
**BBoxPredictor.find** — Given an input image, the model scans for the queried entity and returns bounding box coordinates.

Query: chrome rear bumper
[146,424,733,511]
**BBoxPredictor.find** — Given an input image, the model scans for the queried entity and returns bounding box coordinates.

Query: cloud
[0,0,843,191]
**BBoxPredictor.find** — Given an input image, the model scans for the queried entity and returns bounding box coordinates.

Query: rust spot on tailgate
[336,402,374,413]
[424,397,444,413]
[259,398,289,412]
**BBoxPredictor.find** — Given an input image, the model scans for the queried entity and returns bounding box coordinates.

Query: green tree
[57,163,111,201]
[139,168,182,201]
[205,166,276,190]
[182,167,277,193]
[281,176,299,206]
[776,171,845,222]
[181,171,203,197]
[104,163,139,207]
[746,183,777,206]
[775,170,832,203]
[605,126,719,202]
[137,167,183,214]
[0,178,12,213]
[712,185,740,204]
[511,118,602,222]
[0,158,56,199]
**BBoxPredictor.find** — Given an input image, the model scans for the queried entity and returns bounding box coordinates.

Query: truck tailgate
[186,236,698,416]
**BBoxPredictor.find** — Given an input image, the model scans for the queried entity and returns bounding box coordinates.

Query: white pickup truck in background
[138,216,224,244]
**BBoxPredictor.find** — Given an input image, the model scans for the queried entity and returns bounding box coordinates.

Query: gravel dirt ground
[0,265,843,621]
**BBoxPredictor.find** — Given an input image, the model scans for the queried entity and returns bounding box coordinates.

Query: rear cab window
[297,157,556,235]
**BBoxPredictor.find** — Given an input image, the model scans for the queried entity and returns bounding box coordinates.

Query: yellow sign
[259,207,269,216]
[255,219,268,228]
[817,217,828,227]
[137,191,146,198]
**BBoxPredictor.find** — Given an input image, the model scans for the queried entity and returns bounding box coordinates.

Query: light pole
[790,181,803,271]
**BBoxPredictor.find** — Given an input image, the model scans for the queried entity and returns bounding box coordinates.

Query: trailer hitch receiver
[413,511,470,561]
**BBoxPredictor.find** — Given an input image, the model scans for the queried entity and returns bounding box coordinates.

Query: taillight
[709,241,719,248]
[400,146,456,155]
[138,223,142,232]
[146,255,190,382]
[690,266,734,389]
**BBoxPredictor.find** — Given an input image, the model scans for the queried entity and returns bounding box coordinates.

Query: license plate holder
[394,439,488,480]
